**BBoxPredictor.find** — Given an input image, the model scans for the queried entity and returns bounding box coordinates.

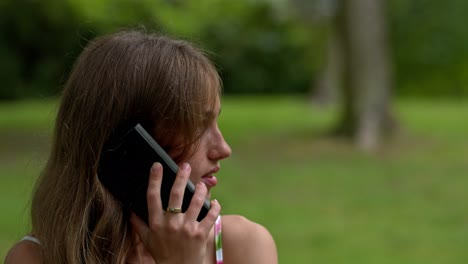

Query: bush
[0,1,92,100]
[0,0,321,99]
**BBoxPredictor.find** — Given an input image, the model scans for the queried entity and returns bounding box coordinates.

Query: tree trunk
[310,20,343,106]
[335,0,395,151]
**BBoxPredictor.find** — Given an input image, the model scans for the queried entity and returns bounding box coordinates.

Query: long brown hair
[31,30,221,263]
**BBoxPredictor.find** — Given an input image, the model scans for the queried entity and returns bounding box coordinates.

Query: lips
[201,175,218,188]
[201,166,220,188]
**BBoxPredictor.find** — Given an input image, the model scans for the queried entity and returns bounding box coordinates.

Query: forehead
[213,96,220,111]
[205,96,221,118]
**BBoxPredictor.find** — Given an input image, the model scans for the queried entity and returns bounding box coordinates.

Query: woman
[5,30,277,263]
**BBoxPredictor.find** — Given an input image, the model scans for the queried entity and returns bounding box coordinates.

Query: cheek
[184,156,204,182]
[187,167,203,184]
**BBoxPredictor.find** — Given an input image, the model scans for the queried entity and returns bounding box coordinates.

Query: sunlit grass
[1,96,467,263]
[0,98,57,130]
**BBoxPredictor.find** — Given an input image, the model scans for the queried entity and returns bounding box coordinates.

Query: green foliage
[74,0,322,94]
[390,0,468,96]
[1,0,468,99]
[195,3,319,94]
[0,0,320,99]
[0,1,91,99]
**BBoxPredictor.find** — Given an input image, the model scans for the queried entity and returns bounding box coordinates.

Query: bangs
[156,43,222,162]
[182,53,221,156]
[199,58,222,120]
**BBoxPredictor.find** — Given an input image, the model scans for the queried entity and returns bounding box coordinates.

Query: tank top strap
[214,215,223,264]
[21,235,41,245]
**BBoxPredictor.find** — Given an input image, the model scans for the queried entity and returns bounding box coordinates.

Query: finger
[184,182,208,221]
[167,162,191,210]
[147,162,164,225]
[130,212,150,243]
[199,199,221,231]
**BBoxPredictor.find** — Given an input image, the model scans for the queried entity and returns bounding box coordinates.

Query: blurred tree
[336,0,395,150]
[389,0,468,97]
[152,0,319,94]
[69,0,159,32]
[0,0,88,100]
[291,0,395,150]
[0,0,320,98]
[291,0,341,106]
[3,0,466,100]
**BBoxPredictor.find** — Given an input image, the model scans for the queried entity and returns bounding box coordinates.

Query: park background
[1,0,467,263]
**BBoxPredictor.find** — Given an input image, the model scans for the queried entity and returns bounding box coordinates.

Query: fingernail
[151,162,161,172]
[181,163,190,171]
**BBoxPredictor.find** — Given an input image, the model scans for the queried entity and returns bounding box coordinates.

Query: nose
[208,126,232,161]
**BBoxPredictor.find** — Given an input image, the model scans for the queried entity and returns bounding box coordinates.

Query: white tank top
[21,235,41,245]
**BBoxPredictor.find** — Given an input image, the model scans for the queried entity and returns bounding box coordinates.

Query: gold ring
[166,207,182,213]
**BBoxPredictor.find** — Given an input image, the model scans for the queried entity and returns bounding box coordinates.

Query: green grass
[1,96,467,263]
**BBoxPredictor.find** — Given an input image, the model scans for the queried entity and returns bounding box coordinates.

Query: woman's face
[174,98,231,198]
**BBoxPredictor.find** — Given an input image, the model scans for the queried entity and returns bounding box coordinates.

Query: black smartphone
[98,123,210,223]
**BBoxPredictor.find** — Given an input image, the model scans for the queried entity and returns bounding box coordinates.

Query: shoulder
[221,215,278,264]
[4,240,42,264]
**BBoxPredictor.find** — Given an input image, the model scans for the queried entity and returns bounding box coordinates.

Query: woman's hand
[130,162,221,264]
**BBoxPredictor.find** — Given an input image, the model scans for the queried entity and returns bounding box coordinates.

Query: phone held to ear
[98,123,210,222]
